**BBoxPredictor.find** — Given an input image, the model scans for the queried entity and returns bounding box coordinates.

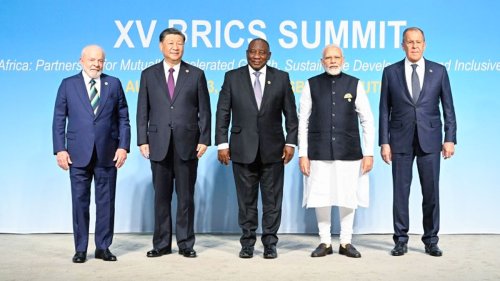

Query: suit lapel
[94,75,109,118]
[395,60,413,102]
[76,72,95,117]
[152,62,171,103]
[242,66,259,111]
[238,65,262,111]
[420,59,434,102]
[171,61,188,104]
[260,67,273,110]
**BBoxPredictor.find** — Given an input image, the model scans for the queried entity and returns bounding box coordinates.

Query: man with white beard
[298,44,375,258]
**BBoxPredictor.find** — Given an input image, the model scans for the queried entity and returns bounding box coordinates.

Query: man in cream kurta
[299,45,375,258]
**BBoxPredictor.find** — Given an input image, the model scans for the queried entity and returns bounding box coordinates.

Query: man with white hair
[53,45,131,263]
[298,44,374,258]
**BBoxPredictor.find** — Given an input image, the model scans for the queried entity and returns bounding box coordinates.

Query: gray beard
[324,66,341,76]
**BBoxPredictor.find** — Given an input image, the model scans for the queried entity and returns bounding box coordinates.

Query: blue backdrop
[1,0,499,234]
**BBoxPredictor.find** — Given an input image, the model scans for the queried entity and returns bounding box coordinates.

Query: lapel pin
[267,81,271,85]
[344,93,353,102]
[429,69,433,73]
[186,69,189,73]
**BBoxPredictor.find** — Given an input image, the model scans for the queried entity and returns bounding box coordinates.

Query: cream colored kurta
[298,79,375,209]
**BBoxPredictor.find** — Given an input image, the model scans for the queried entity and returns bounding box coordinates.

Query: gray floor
[0,233,499,281]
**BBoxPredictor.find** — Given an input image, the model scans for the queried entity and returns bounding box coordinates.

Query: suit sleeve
[116,79,131,151]
[52,80,68,154]
[215,72,232,145]
[136,71,149,146]
[283,72,298,145]
[378,68,391,146]
[440,68,457,144]
[197,71,211,145]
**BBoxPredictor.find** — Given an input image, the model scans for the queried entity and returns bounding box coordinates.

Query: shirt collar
[163,60,181,72]
[248,65,267,76]
[405,57,425,69]
[81,71,100,85]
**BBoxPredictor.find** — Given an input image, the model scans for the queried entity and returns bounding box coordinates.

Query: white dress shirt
[404,57,425,97]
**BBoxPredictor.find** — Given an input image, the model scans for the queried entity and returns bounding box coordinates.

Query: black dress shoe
[263,245,277,259]
[311,243,333,257]
[95,248,117,261]
[146,247,172,257]
[239,246,254,258]
[72,251,87,263]
[425,243,443,257]
[339,244,361,258]
[391,241,408,256]
[179,248,197,258]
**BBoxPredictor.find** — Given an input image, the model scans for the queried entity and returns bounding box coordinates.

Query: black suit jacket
[216,65,298,164]
[137,61,211,161]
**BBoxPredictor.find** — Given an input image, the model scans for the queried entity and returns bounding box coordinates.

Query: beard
[324,65,342,76]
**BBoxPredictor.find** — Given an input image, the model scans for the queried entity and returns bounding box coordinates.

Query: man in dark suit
[137,28,211,258]
[216,38,298,259]
[52,45,131,263]
[379,27,457,257]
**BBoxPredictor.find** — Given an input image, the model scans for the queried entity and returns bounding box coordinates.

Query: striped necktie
[89,79,99,114]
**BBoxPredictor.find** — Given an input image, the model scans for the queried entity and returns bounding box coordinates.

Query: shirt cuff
[217,143,229,150]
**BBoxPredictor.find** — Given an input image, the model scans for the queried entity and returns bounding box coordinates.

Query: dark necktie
[411,64,421,103]
[167,68,175,98]
[89,79,99,114]
[253,71,262,109]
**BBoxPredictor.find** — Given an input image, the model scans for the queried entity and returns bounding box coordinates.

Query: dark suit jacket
[379,59,457,153]
[216,65,298,164]
[52,72,131,167]
[137,61,211,161]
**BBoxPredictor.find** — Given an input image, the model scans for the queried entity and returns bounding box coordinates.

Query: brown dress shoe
[311,243,333,257]
[339,244,361,258]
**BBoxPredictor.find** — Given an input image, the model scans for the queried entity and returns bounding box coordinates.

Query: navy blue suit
[53,72,130,252]
[379,59,456,245]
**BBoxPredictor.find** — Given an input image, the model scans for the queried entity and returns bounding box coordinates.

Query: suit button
[170,106,174,109]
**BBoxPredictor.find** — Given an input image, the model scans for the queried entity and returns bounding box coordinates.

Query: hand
[140,144,150,159]
[196,144,208,159]
[218,148,230,165]
[282,146,295,164]
[442,142,455,159]
[56,151,72,170]
[361,156,374,174]
[299,156,310,176]
[113,148,128,168]
[380,144,392,165]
